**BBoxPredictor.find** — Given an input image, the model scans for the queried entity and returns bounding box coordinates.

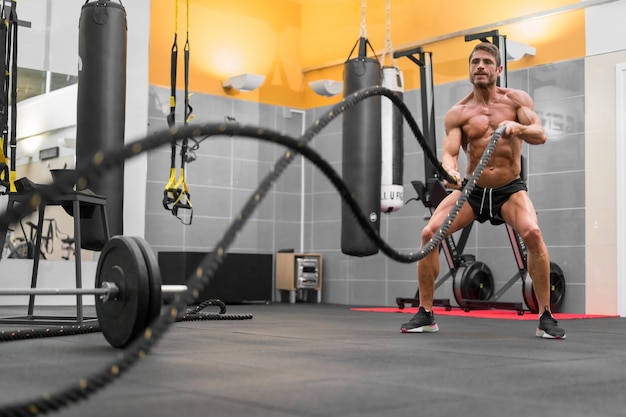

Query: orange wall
[149,0,586,109]
[149,0,303,107]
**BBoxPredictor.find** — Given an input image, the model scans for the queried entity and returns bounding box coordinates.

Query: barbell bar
[0,283,188,301]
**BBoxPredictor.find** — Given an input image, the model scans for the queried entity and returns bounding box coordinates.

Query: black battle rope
[178,298,253,321]
[189,298,226,314]
[0,325,101,343]
[0,86,502,416]
[178,312,254,322]
[0,299,251,344]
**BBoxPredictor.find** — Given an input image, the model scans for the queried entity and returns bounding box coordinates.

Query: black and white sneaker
[536,308,566,339]
[401,306,439,333]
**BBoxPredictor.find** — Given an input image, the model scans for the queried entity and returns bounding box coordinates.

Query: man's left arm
[501,90,547,145]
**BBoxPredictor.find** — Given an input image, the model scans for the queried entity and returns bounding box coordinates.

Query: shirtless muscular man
[401,42,565,339]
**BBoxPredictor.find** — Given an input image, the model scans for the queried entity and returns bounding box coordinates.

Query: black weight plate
[549,262,567,310]
[95,236,150,348]
[522,261,566,313]
[461,261,494,301]
[452,261,494,306]
[452,270,466,308]
[129,236,162,325]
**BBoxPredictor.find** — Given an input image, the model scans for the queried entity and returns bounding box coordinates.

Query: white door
[616,63,626,316]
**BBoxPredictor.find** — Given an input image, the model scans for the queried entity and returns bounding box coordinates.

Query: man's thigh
[428,190,477,237]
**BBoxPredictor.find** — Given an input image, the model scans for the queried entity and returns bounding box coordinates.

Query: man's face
[469,50,502,88]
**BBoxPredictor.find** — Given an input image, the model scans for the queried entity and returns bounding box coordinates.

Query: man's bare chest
[461,104,517,140]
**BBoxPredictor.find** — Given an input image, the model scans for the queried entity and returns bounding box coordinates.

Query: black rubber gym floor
[0,303,624,416]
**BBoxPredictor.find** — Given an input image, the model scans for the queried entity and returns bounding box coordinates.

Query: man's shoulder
[500,87,532,104]
[444,103,465,125]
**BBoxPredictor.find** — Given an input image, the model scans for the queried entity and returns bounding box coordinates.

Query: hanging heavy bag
[76,0,127,250]
[341,37,381,257]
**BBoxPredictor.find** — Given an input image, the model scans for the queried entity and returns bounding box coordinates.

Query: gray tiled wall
[144,58,586,312]
[145,87,305,300]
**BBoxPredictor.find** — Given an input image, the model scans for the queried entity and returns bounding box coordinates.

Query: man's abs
[470,166,521,188]
[464,140,522,188]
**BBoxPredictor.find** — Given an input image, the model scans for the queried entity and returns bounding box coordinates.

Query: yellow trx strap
[0,141,8,188]
[162,0,179,210]
[162,0,193,225]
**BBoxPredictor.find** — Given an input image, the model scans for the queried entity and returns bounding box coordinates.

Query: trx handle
[171,168,193,226]
[162,168,177,210]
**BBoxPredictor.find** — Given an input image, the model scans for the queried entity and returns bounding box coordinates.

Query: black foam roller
[76,1,127,250]
[341,57,381,256]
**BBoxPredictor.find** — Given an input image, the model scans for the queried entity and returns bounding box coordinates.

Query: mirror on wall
[1,67,79,261]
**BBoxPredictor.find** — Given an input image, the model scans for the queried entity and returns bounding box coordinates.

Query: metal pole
[0,284,188,297]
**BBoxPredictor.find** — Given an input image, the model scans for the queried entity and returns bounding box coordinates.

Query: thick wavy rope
[0,87,503,416]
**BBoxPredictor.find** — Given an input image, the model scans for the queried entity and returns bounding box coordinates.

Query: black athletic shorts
[461,177,527,225]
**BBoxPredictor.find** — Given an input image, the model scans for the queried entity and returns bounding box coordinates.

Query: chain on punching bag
[76,0,127,250]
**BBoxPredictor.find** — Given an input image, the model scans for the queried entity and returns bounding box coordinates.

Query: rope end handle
[172,199,193,225]
[162,188,179,210]
[440,171,458,187]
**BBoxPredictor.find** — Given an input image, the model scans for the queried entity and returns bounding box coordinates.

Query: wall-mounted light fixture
[506,40,536,62]
[58,137,76,149]
[222,73,265,92]
[308,79,343,97]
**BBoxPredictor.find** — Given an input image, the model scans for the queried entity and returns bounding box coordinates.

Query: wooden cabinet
[276,253,322,303]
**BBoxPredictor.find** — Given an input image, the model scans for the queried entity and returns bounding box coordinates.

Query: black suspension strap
[7,0,16,194]
[172,14,193,223]
[163,0,179,211]
[163,0,193,225]
[0,0,17,194]
[0,3,9,191]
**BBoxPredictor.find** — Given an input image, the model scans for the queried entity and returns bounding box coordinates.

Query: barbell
[0,235,188,348]
[0,283,187,300]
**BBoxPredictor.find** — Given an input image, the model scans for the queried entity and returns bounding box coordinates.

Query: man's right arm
[441,110,463,188]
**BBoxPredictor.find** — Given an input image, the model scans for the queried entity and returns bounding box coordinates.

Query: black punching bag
[76,1,127,250]
[341,38,381,257]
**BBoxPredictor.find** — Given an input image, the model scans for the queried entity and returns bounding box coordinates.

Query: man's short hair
[469,42,501,67]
